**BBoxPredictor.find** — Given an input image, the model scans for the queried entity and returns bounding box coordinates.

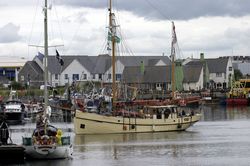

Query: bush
[10,81,24,90]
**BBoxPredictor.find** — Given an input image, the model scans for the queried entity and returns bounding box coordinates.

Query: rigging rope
[145,0,184,60]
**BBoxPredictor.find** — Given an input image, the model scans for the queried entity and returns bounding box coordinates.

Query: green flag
[140,61,144,75]
[108,32,120,43]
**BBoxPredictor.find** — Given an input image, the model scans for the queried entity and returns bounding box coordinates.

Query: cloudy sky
[1,0,250,61]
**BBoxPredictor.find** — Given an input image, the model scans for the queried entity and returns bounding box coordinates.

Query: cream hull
[74,110,201,134]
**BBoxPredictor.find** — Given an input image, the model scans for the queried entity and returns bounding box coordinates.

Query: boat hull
[0,112,25,125]
[24,144,73,160]
[74,110,201,134]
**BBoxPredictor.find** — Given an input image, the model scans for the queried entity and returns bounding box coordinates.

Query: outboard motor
[0,120,9,145]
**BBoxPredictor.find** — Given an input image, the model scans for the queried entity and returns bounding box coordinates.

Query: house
[19,54,172,87]
[0,56,27,84]
[18,61,43,87]
[183,65,203,91]
[122,64,204,92]
[206,57,233,89]
[57,56,94,86]
[184,54,233,90]
[93,54,171,83]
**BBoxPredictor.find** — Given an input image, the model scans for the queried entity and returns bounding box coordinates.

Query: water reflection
[201,105,250,121]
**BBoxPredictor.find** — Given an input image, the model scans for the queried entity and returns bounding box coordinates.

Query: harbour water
[8,105,250,166]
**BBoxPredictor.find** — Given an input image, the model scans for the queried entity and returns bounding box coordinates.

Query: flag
[172,21,177,45]
[37,52,44,61]
[55,49,64,66]
[56,49,60,60]
[140,61,145,75]
[59,58,64,66]
[108,32,121,43]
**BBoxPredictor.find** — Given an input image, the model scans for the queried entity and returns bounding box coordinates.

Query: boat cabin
[143,105,189,119]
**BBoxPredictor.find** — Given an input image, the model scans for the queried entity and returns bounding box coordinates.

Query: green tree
[234,69,243,81]
[10,81,24,90]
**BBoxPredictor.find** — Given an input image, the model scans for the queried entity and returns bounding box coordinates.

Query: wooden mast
[44,0,49,109]
[109,0,116,108]
[171,21,176,99]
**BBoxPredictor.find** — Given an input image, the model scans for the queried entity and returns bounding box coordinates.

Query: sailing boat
[74,0,201,134]
[22,0,73,159]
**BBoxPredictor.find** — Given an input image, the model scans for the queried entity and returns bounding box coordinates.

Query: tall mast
[109,0,116,107]
[171,21,176,99]
[44,0,49,108]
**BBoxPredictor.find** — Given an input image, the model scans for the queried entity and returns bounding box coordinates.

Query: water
[7,105,250,166]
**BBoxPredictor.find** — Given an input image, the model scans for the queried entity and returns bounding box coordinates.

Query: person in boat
[191,110,194,116]
[164,109,170,119]
[0,120,9,145]
[36,110,45,128]
[182,110,186,116]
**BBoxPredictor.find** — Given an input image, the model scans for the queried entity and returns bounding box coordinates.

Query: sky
[0,0,250,61]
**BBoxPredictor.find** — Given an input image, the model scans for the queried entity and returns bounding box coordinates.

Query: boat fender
[56,129,62,145]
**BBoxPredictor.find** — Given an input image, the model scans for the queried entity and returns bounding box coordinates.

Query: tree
[234,69,243,81]
[10,81,24,90]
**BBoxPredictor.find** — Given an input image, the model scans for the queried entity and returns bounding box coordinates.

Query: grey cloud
[0,23,21,43]
[58,0,250,20]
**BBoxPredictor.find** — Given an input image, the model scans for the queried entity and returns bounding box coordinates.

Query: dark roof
[123,66,171,83]
[185,60,204,66]
[47,55,92,74]
[122,66,143,83]
[27,61,43,75]
[36,54,171,74]
[123,64,203,84]
[89,54,110,73]
[206,58,228,73]
[183,65,203,83]
[143,66,171,83]
[90,55,171,74]
[118,56,171,67]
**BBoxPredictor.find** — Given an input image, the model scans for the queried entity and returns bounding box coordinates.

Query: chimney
[200,53,204,61]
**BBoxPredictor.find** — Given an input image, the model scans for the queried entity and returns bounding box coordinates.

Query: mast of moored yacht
[109,0,117,108]
[171,21,176,99]
[44,0,49,109]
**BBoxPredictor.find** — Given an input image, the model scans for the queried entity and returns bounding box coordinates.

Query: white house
[207,57,234,89]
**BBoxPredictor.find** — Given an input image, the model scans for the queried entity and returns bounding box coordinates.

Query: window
[21,75,24,81]
[92,74,95,79]
[72,74,79,80]
[65,74,68,79]
[216,73,222,77]
[55,74,58,80]
[83,74,87,80]
[108,74,111,80]
[229,67,232,71]
[116,74,122,81]
[99,74,102,80]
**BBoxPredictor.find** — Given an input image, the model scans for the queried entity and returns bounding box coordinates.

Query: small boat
[226,81,249,105]
[22,108,73,159]
[0,119,25,163]
[22,0,73,160]
[0,90,26,125]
